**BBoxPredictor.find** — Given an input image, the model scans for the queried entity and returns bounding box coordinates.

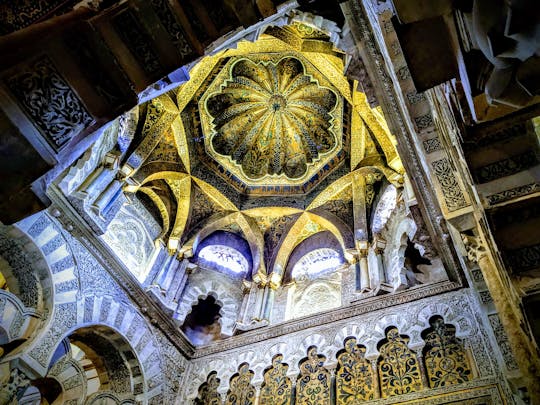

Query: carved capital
[252,271,268,287]
[241,280,252,293]
[356,240,369,256]
[0,368,30,405]
[268,272,281,290]
[372,235,387,254]
[461,234,487,263]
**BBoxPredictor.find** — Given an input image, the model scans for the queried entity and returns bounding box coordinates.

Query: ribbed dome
[206,57,338,179]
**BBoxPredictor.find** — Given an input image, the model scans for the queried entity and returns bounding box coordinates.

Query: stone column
[253,381,262,404]
[463,234,540,404]
[253,284,266,321]
[0,368,30,405]
[262,288,275,320]
[92,179,122,214]
[373,237,386,282]
[238,280,254,324]
[169,259,189,303]
[156,254,176,290]
[81,167,112,199]
[351,171,371,294]
[262,272,280,320]
[358,241,370,292]
[373,236,393,294]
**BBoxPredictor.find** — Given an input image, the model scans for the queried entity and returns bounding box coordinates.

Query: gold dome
[206,57,338,180]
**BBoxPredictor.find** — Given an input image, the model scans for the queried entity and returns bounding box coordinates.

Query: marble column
[373,236,388,288]
[370,360,380,399]
[416,349,429,389]
[358,242,370,292]
[463,233,540,404]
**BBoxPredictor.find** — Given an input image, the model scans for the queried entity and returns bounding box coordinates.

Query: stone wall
[182,288,514,404]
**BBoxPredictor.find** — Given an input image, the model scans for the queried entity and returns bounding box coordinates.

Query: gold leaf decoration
[225,363,256,405]
[422,316,472,388]
[336,337,375,403]
[296,346,331,405]
[260,354,292,405]
[206,57,338,180]
[378,327,423,398]
[195,371,222,405]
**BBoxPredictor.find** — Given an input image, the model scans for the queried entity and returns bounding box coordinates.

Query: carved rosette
[206,57,338,180]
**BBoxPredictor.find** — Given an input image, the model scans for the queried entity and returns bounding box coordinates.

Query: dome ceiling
[200,56,342,183]
[121,22,405,266]
[177,25,354,196]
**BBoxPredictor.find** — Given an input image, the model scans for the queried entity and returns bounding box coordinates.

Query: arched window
[195,231,252,278]
[198,245,249,275]
[284,232,346,320]
[372,184,397,234]
[291,248,344,280]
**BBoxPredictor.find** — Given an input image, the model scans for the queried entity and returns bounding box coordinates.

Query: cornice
[192,280,461,358]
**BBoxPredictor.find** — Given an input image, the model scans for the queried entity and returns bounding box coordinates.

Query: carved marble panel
[5,56,92,151]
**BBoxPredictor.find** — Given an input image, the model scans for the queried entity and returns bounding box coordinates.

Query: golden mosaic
[199,53,344,188]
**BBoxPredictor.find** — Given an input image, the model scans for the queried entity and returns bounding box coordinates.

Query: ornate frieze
[485,183,540,206]
[475,150,538,184]
[487,314,519,372]
[422,137,443,154]
[0,0,74,34]
[431,159,468,212]
[504,244,540,273]
[149,0,194,59]
[183,289,510,403]
[112,9,163,79]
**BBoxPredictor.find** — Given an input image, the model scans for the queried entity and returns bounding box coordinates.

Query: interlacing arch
[272,211,350,286]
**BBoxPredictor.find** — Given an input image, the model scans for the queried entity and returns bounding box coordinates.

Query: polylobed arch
[176,281,240,337]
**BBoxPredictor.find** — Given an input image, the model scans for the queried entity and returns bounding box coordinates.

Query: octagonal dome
[203,57,339,180]
[197,51,345,195]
